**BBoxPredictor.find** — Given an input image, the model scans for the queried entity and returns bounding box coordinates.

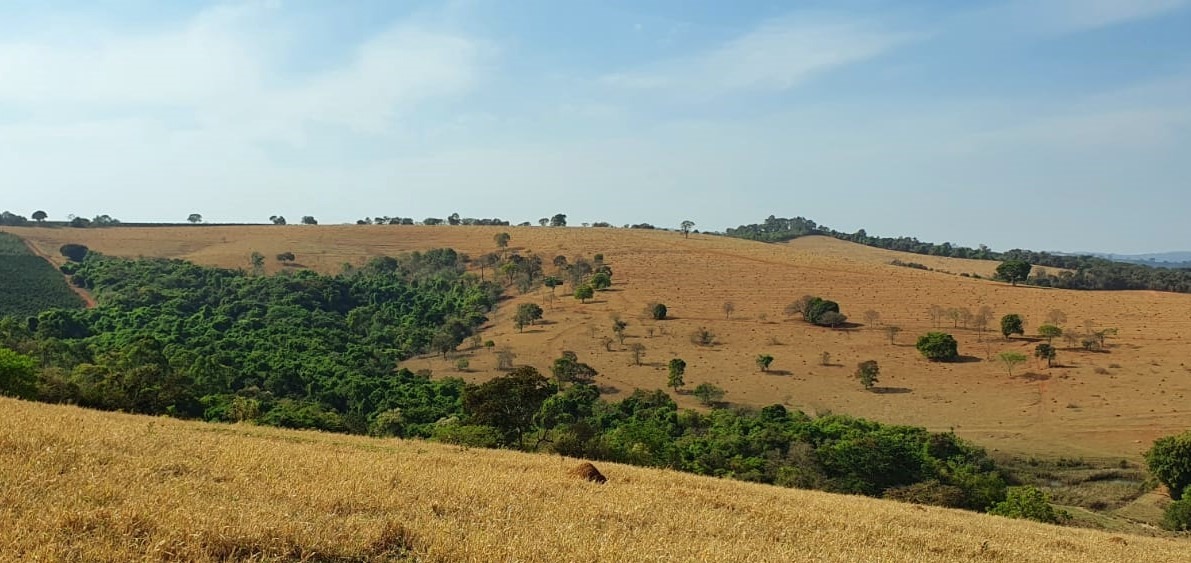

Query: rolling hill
[4,224,1191,460]
[2,397,1188,562]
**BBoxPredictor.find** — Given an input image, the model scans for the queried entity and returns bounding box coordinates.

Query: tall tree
[1001,314,1025,339]
[667,358,686,392]
[680,220,695,238]
[998,352,1027,377]
[996,260,1032,286]
[31,210,47,223]
[462,366,555,449]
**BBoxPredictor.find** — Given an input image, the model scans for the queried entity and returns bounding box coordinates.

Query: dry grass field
[6,224,1191,460]
[2,397,1189,562]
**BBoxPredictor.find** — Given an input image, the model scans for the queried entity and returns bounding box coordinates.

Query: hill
[1,397,1187,562]
[4,225,1191,460]
[0,232,85,316]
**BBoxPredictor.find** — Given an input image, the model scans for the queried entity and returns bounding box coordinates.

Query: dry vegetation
[2,398,1189,562]
[7,225,1191,460]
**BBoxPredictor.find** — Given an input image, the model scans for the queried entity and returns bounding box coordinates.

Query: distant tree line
[724,215,1191,293]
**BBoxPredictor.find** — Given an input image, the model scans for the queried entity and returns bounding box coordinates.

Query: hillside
[0,398,1186,562]
[5,225,1191,459]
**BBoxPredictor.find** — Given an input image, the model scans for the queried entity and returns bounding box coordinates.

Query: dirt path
[19,237,97,308]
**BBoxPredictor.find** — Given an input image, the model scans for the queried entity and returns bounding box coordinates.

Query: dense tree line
[0,249,500,435]
[725,215,1191,293]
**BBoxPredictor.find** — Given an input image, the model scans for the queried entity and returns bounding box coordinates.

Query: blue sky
[1,0,1189,253]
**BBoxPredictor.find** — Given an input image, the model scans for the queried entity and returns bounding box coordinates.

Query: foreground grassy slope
[6,225,1191,459]
[1,398,1187,562]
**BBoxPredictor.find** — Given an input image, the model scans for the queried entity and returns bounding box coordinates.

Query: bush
[805,298,841,326]
[692,383,725,406]
[690,327,715,347]
[1164,494,1191,531]
[988,486,1062,524]
[431,422,502,448]
[59,243,90,262]
[1146,430,1191,500]
[916,332,958,362]
[883,480,967,508]
[649,302,668,320]
[0,348,38,399]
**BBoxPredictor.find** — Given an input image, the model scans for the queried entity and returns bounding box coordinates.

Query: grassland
[2,397,1188,562]
[5,224,1191,461]
[0,232,85,316]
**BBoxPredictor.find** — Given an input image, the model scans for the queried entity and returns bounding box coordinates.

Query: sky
[1,0,1189,254]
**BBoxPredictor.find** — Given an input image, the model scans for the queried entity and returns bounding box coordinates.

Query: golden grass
[6,225,1191,459]
[2,398,1188,562]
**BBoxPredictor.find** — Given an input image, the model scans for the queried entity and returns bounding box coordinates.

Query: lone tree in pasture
[574,284,594,303]
[590,271,612,290]
[629,343,646,366]
[543,276,562,295]
[690,327,715,347]
[187,213,203,224]
[32,210,47,223]
[301,215,318,225]
[1045,309,1068,326]
[1001,314,1025,339]
[693,383,726,407]
[667,358,686,392]
[269,215,287,225]
[723,301,735,319]
[755,354,774,372]
[855,360,880,391]
[946,308,963,328]
[916,332,959,362]
[885,325,902,345]
[680,220,695,238]
[1037,324,1062,344]
[1034,343,1057,368]
[550,213,567,227]
[494,232,511,250]
[612,319,628,345]
[996,260,1032,286]
[649,302,668,320]
[998,351,1027,377]
[863,310,881,326]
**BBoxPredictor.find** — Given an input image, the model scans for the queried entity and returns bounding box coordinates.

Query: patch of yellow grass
[1,398,1188,562]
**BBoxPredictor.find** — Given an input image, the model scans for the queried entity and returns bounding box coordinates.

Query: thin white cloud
[602,17,917,98]
[1007,0,1189,34]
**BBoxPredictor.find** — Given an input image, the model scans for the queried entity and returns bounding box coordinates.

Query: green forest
[725,215,1191,293]
[0,233,85,317]
[0,243,1014,513]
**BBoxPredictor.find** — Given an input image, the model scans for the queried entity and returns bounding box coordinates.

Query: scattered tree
[722,301,735,319]
[928,305,946,327]
[59,244,89,262]
[916,332,959,362]
[590,271,612,290]
[863,310,881,326]
[693,383,726,407]
[276,251,296,263]
[550,213,567,227]
[1037,324,1062,344]
[515,303,544,327]
[496,348,517,370]
[996,260,1032,286]
[680,220,695,238]
[988,486,1062,524]
[187,213,203,224]
[667,358,686,392]
[855,360,880,391]
[600,336,615,352]
[455,358,470,372]
[31,210,47,223]
[542,276,563,295]
[574,284,594,303]
[494,232,511,249]
[250,252,265,275]
[818,311,848,329]
[973,306,994,336]
[538,218,549,227]
[462,366,555,448]
[998,351,1027,377]
[649,302,668,320]
[551,351,598,386]
[690,327,716,347]
[629,343,646,365]
[755,354,774,372]
[1001,314,1025,339]
[884,325,902,345]
[820,351,832,366]
[1146,430,1191,500]
[270,215,287,225]
[1045,309,1068,326]
[301,216,318,225]
[1034,343,1056,368]
[612,319,628,345]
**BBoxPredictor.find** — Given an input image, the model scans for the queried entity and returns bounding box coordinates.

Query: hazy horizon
[2,1,1189,254]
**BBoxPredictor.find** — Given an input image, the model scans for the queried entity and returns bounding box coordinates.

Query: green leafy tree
[612,319,628,344]
[1000,314,1024,339]
[1037,324,1062,343]
[0,348,37,399]
[667,358,686,392]
[680,220,695,238]
[32,210,47,223]
[998,351,1027,377]
[550,213,567,227]
[551,351,598,387]
[855,360,880,390]
[755,354,774,372]
[590,271,612,290]
[462,366,555,449]
[543,276,562,294]
[187,213,203,224]
[574,284,594,303]
[988,486,1061,524]
[301,215,318,225]
[995,260,1032,286]
[1034,343,1056,368]
[649,302,667,320]
[269,215,286,225]
[693,383,726,407]
[916,332,959,362]
[515,303,544,327]
[1164,497,1191,531]
[59,244,89,262]
[1146,430,1191,500]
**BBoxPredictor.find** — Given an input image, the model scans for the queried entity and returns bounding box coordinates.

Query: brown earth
[5,224,1190,460]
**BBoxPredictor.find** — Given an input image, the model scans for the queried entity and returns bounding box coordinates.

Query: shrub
[1164,494,1191,531]
[916,332,958,362]
[431,423,502,448]
[883,480,967,508]
[1001,314,1025,338]
[690,327,716,347]
[804,298,841,326]
[692,383,725,406]
[988,486,1062,524]
[1146,430,1191,500]
[649,302,668,320]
